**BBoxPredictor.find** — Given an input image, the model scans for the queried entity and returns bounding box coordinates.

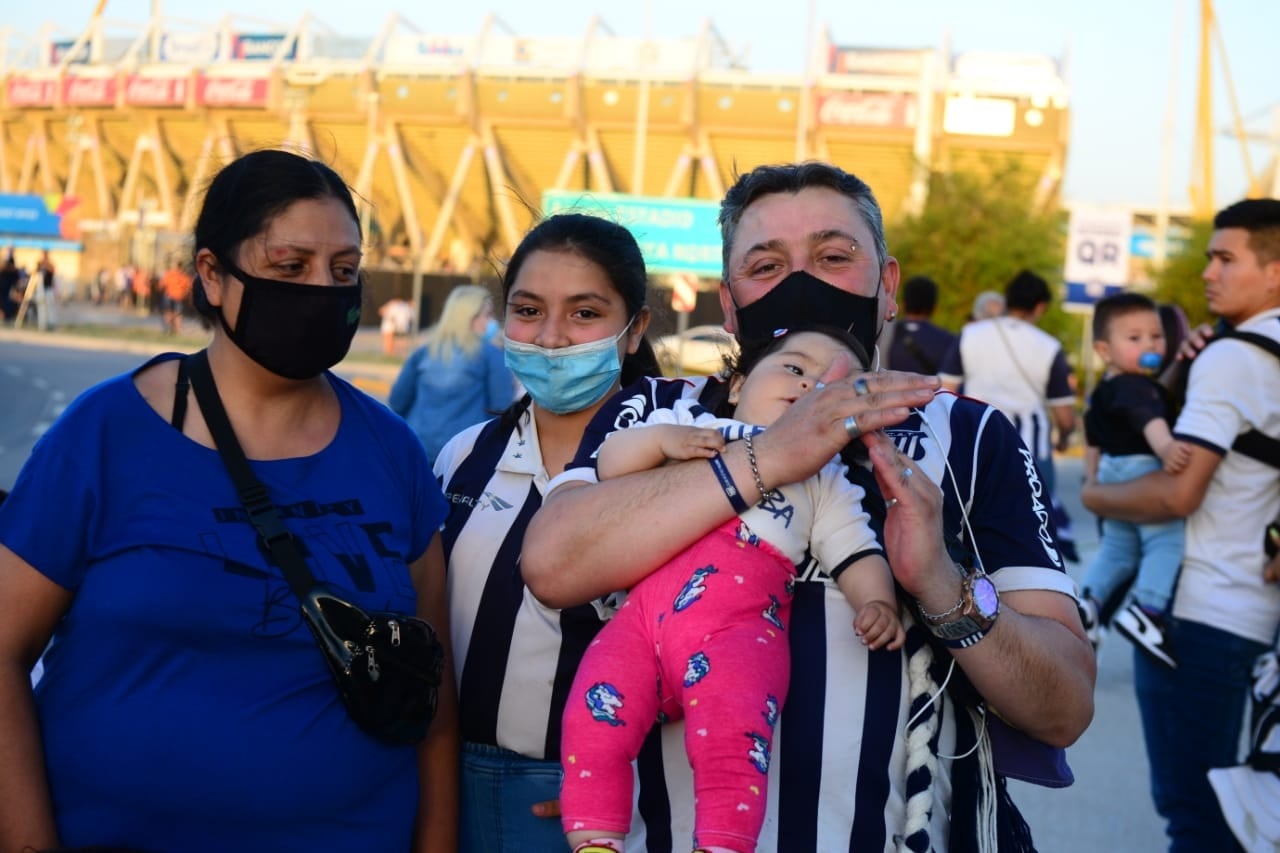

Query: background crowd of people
[0,252,199,338]
[0,147,1276,853]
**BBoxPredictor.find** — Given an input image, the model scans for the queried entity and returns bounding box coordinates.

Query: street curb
[0,326,405,384]
[0,326,205,358]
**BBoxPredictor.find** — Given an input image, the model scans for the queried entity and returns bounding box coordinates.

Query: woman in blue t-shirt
[0,150,458,852]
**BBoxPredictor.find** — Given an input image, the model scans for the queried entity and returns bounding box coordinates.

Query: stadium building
[0,12,1068,321]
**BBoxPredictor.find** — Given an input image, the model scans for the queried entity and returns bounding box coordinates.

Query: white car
[653,325,738,375]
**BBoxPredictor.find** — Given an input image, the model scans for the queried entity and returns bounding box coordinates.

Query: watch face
[973,576,999,618]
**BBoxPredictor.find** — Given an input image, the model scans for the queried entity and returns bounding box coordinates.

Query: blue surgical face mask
[503,319,634,414]
[482,317,500,341]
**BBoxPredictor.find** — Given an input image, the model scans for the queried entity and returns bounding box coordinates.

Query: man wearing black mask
[525,162,1093,853]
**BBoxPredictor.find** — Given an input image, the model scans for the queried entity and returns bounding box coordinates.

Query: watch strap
[941,620,996,649]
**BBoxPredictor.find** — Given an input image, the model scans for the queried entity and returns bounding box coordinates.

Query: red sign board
[672,274,698,313]
[196,75,269,108]
[124,75,190,107]
[816,91,917,129]
[7,76,57,108]
[62,75,119,108]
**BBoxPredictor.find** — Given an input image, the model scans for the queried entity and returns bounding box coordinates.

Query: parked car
[653,325,737,375]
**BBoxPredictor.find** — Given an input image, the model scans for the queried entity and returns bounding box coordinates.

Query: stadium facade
[0,13,1069,285]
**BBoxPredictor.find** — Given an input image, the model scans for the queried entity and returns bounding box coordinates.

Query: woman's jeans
[1081,454,1185,611]
[1133,617,1269,852]
[460,741,567,852]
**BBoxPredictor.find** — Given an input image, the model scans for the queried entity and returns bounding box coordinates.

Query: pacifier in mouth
[1138,351,1163,374]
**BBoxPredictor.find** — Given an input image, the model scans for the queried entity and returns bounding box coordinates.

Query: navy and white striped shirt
[550,376,1076,852]
[436,410,616,761]
[939,317,1074,461]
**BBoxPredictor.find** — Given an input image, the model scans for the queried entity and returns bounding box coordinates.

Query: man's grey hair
[971,290,1006,320]
[717,162,888,277]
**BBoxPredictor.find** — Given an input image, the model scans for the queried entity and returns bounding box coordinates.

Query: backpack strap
[1219,330,1280,469]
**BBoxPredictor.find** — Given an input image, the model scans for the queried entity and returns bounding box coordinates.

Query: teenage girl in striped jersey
[433,213,661,851]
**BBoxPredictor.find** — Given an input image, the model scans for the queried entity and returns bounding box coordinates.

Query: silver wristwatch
[919,570,1000,649]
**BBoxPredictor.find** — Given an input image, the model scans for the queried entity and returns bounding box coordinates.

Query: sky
[8,0,1279,212]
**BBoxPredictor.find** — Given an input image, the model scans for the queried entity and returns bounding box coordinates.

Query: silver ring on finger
[853,377,871,396]
[843,414,862,440]
[815,381,826,391]
[885,497,899,510]
[903,467,913,479]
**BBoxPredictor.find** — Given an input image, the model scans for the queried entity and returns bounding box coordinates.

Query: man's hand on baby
[1177,322,1216,363]
[853,600,906,650]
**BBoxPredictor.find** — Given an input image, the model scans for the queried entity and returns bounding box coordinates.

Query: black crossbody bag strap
[171,355,190,429]
[185,350,315,601]
[902,333,939,376]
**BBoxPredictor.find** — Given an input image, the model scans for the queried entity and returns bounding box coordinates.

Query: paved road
[0,330,1168,850]
[0,334,401,489]
[1013,456,1165,852]
[0,344,141,489]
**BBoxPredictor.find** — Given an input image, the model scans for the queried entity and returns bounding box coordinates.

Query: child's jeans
[1082,453,1185,612]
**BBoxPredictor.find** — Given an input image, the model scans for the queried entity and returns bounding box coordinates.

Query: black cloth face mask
[733,269,882,355]
[216,255,363,380]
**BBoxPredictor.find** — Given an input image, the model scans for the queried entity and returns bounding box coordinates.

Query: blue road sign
[542,190,722,277]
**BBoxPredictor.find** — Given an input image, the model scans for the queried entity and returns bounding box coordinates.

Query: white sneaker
[1113,603,1177,669]
[1078,597,1103,652]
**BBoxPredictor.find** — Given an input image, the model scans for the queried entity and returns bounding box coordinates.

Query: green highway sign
[542,190,722,277]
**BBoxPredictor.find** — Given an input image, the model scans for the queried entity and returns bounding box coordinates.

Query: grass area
[58,324,211,350]
[344,351,407,366]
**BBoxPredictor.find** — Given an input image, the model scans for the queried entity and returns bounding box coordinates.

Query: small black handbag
[186,351,443,745]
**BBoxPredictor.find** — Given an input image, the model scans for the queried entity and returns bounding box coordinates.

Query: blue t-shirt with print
[0,354,447,851]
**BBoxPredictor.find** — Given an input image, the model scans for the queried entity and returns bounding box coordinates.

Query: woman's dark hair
[716,324,870,418]
[498,213,660,429]
[190,150,360,321]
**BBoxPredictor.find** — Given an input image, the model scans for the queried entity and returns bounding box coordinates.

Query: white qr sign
[1064,207,1132,294]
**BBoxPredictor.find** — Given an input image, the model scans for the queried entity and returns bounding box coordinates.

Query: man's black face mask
[733,269,882,355]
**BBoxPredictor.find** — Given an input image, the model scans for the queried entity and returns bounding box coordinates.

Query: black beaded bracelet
[709,453,749,513]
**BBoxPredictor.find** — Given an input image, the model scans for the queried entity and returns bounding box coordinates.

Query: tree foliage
[1151,220,1213,328]
[889,160,1067,336]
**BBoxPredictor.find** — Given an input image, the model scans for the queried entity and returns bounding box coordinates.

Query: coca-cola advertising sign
[816,92,917,129]
[125,75,190,107]
[197,75,269,108]
[62,75,118,108]
[7,76,57,108]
